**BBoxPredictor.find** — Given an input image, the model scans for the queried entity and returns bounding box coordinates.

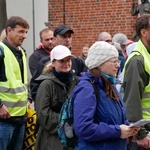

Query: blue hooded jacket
[73,72,128,150]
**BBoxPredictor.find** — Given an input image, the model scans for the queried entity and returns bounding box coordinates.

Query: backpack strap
[51,76,79,113]
[51,81,66,113]
[89,80,100,101]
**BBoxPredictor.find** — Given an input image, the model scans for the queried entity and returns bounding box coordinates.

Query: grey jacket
[35,72,77,150]
[122,55,150,140]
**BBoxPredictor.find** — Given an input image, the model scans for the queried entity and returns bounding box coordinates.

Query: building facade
[48,0,138,55]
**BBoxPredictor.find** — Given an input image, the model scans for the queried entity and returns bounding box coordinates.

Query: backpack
[58,79,100,148]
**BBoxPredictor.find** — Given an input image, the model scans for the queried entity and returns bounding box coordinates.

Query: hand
[119,124,139,139]
[0,104,11,119]
[137,136,150,149]
[28,101,31,109]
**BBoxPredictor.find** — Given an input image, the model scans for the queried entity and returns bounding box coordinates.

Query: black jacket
[29,48,50,76]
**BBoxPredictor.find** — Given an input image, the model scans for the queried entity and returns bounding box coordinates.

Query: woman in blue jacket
[73,41,139,150]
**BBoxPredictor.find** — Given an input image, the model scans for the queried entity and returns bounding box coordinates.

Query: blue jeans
[0,122,25,150]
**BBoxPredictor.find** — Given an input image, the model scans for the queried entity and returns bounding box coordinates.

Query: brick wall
[48,0,137,55]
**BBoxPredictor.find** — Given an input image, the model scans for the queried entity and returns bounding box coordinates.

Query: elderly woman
[35,45,77,150]
[72,41,139,150]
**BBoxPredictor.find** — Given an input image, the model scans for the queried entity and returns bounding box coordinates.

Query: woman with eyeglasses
[72,41,139,150]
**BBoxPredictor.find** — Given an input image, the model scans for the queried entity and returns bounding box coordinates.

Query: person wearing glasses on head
[97,31,112,44]
[112,33,128,92]
[72,41,139,150]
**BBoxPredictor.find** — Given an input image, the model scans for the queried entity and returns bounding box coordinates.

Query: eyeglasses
[107,60,121,65]
[105,40,112,43]
[120,44,126,49]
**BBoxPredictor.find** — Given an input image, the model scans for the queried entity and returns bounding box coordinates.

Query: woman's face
[52,56,72,73]
[99,57,120,77]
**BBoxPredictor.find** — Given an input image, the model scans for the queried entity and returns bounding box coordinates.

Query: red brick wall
[48,0,137,55]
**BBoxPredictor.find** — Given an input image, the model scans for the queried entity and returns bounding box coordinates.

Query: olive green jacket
[35,72,77,150]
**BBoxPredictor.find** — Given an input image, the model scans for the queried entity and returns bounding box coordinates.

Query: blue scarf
[101,71,116,84]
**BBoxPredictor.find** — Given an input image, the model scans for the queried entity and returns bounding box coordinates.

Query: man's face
[6,25,28,48]
[56,31,72,49]
[102,34,112,44]
[40,31,56,51]
[144,28,150,47]
[140,24,150,49]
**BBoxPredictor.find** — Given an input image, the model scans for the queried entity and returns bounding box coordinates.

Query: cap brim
[58,29,74,35]
[55,54,75,60]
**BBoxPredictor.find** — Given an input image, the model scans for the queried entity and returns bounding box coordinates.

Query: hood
[35,72,52,81]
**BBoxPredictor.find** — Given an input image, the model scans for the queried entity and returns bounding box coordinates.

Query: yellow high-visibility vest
[123,40,150,119]
[0,42,27,116]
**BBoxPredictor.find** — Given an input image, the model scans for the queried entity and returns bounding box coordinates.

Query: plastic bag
[23,108,36,150]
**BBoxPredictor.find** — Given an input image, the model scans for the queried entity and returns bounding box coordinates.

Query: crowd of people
[1,9,150,150]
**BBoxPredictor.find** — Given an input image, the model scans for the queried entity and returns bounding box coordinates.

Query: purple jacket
[73,72,128,150]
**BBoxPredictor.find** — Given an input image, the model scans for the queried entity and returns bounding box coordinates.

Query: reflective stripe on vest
[0,42,27,116]
[0,85,26,94]
[123,40,150,119]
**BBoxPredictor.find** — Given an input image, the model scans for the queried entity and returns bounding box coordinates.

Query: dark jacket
[71,56,88,76]
[35,72,77,150]
[73,72,128,150]
[29,48,49,76]
[29,56,50,102]
[117,53,125,77]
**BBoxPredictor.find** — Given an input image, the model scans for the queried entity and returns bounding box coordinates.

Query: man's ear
[7,26,12,33]
[140,29,147,38]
